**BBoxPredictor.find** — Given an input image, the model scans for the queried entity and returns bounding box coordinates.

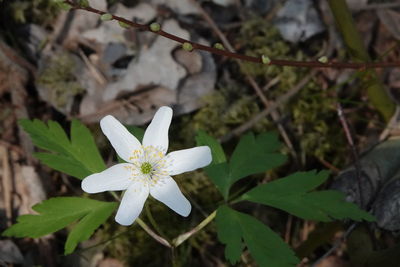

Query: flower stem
[109,191,120,201]
[108,191,171,247]
[172,210,217,247]
[136,218,172,248]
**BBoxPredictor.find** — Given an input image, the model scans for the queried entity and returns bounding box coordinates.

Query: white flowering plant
[2,106,374,266]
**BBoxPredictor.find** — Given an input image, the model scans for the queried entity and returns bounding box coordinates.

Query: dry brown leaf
[377,8,400,40]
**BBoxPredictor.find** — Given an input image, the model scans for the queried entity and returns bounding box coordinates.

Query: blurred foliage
[37,52,85,110]
[2,0,60,25]
[178,84,269,148]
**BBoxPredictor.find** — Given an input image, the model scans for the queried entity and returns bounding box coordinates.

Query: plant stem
[108,191,171,247]
[172,210,217,247]
[328,0,396,121]
[62,0,400,70]
[136,218,172,248]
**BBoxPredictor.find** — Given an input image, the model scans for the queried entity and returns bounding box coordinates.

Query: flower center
[127,146,171,185]
[140,162,152,175]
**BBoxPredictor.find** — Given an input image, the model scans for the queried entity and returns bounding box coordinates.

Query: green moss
[177,84,269,147]
[37,53,84,111]
[234,16,347,165]
[7,0,60,25]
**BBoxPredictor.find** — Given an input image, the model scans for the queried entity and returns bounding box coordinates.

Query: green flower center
[141,162,152,174]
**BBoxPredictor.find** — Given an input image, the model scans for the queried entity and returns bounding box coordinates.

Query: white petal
[149,176,191,217]
[100,115,142,163]
[115,181,149,226]
[81,163,133,193]
[143,106,172,153]
[166,146,212,176]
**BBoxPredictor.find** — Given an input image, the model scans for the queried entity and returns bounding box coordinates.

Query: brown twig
[284,215,293,243]
[221,70,317,142]
[336,103,364,207]
[0,146,13,227]
[318,157,340,173]
[0,140,25,156]
[311,223,357,267]
[62,0,400,69]
[191,0,297,158]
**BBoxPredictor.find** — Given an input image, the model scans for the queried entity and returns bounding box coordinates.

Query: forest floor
[1,0,400,266]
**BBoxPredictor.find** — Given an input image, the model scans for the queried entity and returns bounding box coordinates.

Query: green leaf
[2,197,117,254]
[216,206,243,264]
[242,170,375,222]
[216,206,299,266]
[205,132,286,200]
[20,119,106,179]
[34,152,91,179]
[70,120,105,172]
[204,163,230,199]
[229,132,286,182]
[195,130,226,165]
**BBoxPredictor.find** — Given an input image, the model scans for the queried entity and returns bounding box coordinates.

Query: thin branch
[109,191,172,248]
[172,210,217,247]
[310,223,357,267]
[136,218,172,248]
[63,0,400,69]
[336,103,364,207]
[191,0,297,158]
[221,70,317,142]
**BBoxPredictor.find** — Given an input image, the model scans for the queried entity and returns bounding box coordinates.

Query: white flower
[81,106,212,226]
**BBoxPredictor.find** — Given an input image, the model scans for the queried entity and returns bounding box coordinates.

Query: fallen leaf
[274,0,325,43]
[0,240,24,265]
[377,8,400,40]
[102,19,189,101]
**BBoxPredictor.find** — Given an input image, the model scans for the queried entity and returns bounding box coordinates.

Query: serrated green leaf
[70,119,105,173]
[195,130,226,165]
[216,206,243,264]
[229,132,286,182]
[20,119,106,179]
[205,132,286,199]
[216,206,299,267]
[34,152,91,179]
[2,197,117,254]
[64,200,117,254]
[204,163,230,199]
[303,190,375,221]
[20,119,68,154]
[242,170,375,222]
